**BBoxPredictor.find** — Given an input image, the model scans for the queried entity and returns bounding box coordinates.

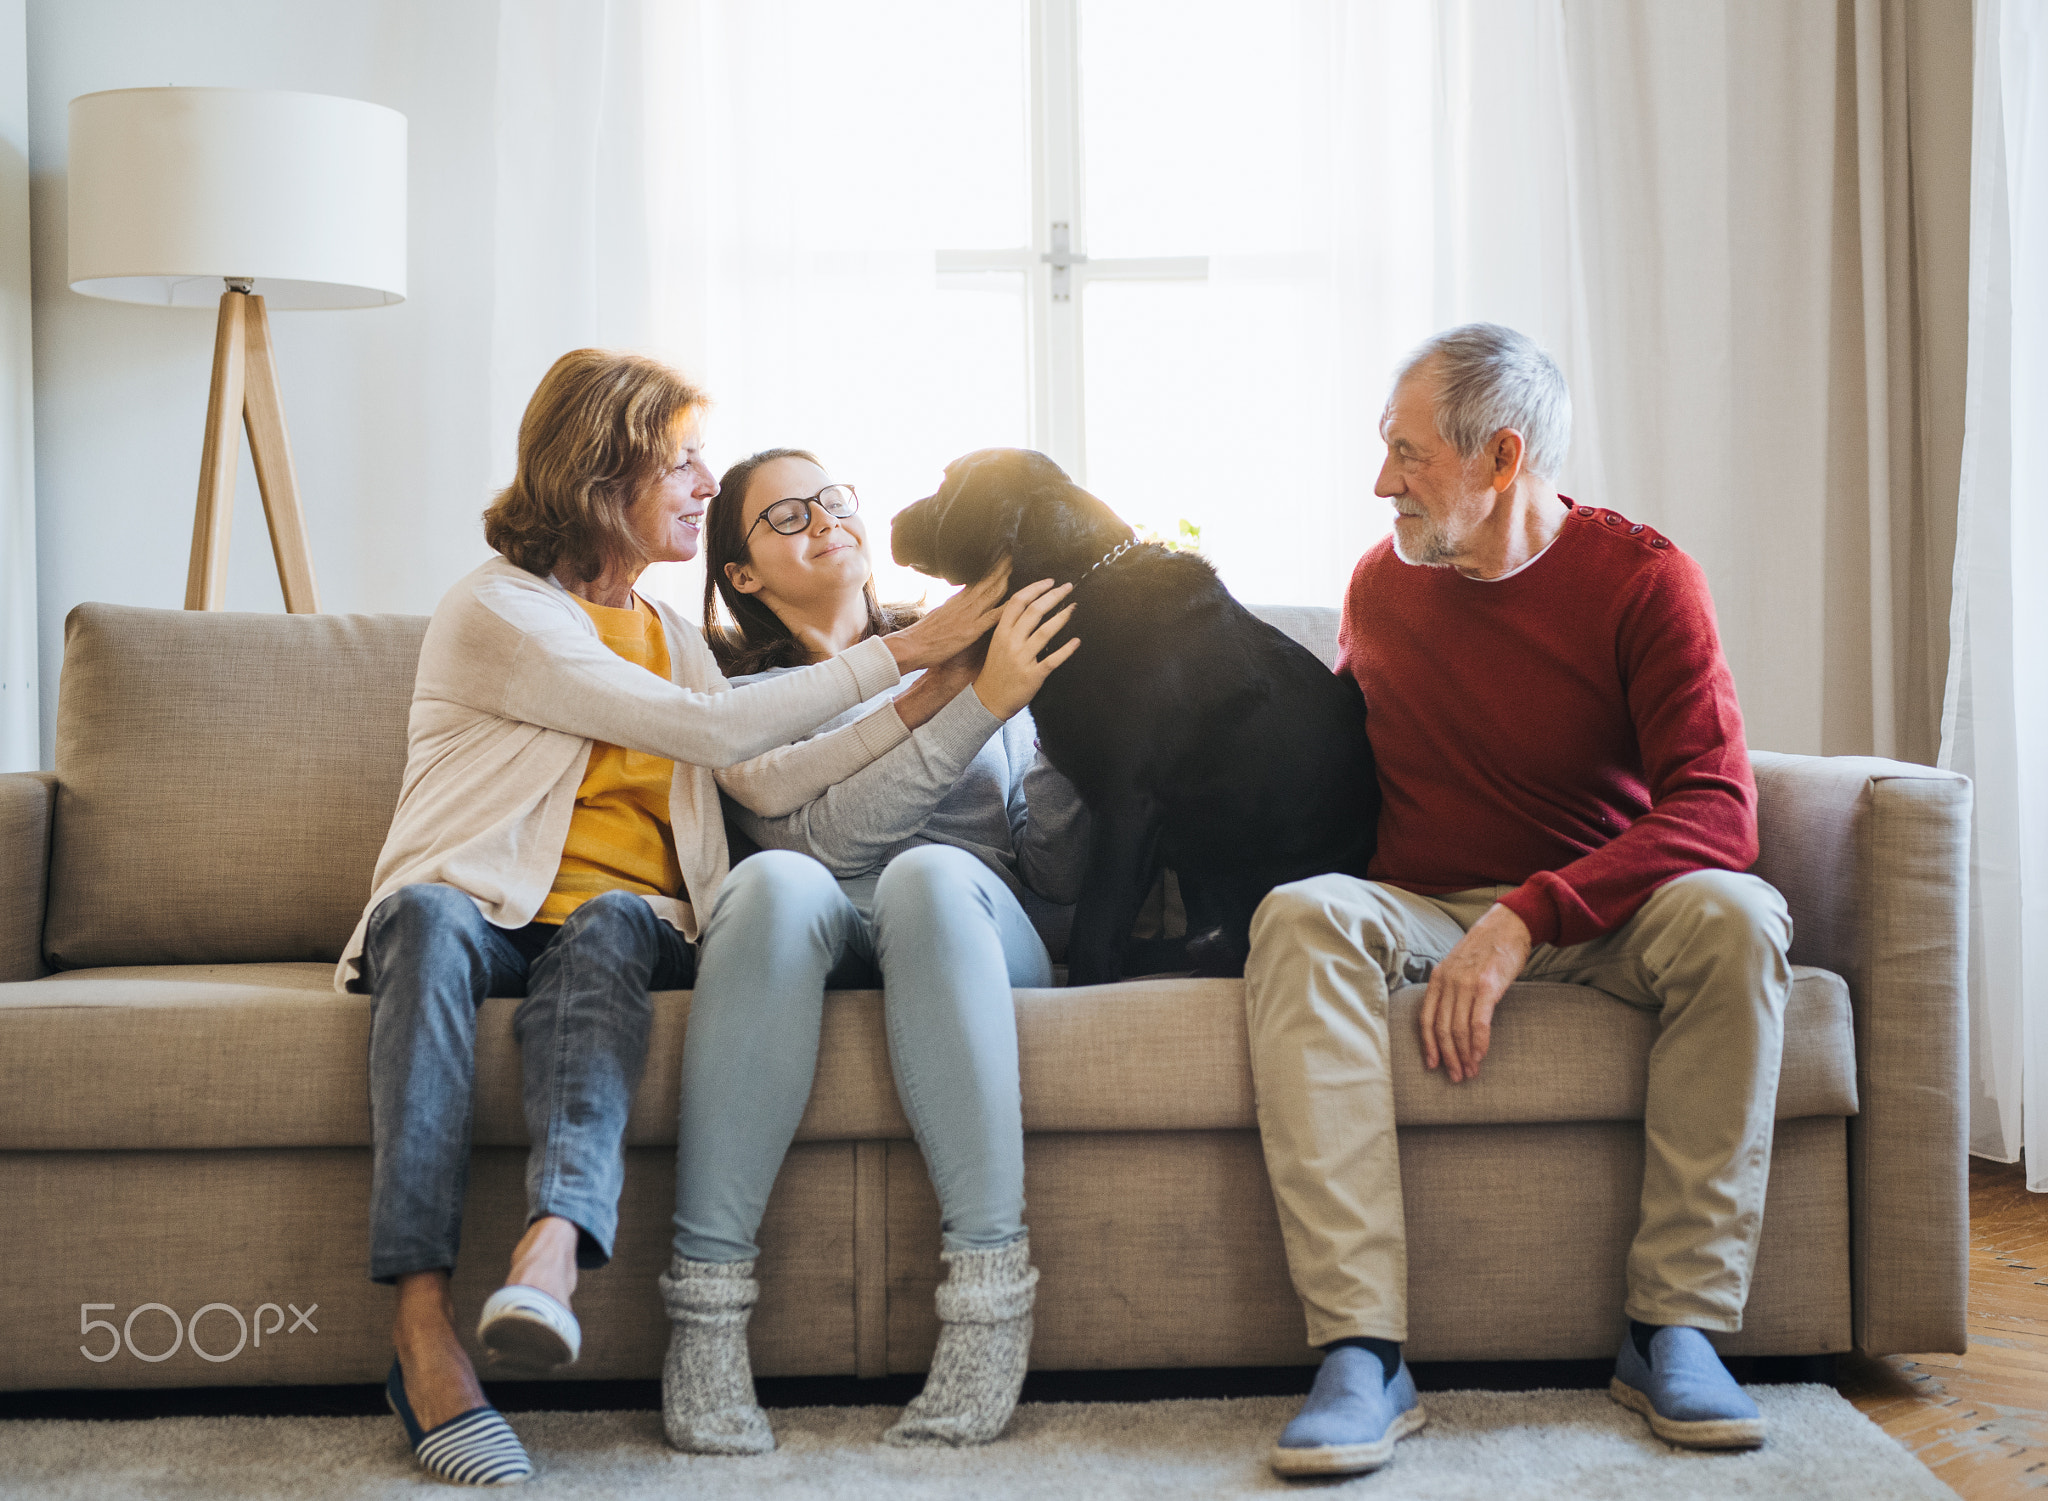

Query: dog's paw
[1121,937,1196,979]
[1186,928,1248,979]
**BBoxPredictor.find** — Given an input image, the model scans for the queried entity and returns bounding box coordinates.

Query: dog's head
[892,448,1134,589]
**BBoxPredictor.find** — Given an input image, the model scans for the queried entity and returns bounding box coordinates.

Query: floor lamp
[65,88,407,613]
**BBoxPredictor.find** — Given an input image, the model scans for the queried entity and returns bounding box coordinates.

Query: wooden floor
[1840,1157,2048,1497]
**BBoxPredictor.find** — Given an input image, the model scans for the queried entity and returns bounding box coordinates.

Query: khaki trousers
[1244,869,1792,1348]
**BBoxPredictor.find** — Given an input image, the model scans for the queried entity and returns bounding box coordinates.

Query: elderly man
[1251,322,1791,1478]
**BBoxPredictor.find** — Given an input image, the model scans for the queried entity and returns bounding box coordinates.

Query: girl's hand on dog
[881,564,1010,673]
[973,579,1080,720]
[890,641,985,730]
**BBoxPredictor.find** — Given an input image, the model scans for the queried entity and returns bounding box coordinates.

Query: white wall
[2,0,35,772]
[27,0,502,768]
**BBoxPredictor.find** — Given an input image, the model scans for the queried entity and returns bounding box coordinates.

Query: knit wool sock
[883,1237,1038,1448]
[658,1255,774,1455]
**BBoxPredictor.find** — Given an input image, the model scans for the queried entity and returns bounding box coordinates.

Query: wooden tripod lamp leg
[240,294,320,614]
[184,287,322,613]
[185,290,247,611]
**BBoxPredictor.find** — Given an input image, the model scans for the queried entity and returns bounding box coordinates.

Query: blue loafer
[1610,1326,1766,1450]
[1269,1345,1427,1477]
[387,1359,534,1486]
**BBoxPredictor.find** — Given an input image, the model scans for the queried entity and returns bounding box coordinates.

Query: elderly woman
[340,352,999,1486]
[658,447,1084,1455]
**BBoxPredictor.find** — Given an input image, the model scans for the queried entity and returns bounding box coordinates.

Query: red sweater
[1335,504,1757,948]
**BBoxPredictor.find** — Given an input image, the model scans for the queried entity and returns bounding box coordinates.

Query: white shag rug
[0,1386,1950,1500]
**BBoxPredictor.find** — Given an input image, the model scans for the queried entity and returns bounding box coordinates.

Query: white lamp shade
[67,87,407,309]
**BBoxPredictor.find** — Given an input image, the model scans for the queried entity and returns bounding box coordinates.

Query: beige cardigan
[334,557,908,989]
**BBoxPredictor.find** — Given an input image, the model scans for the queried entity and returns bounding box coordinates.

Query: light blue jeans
[673,845,1050,1263]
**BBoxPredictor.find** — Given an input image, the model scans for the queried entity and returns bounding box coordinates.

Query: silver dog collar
[1083,537,1142,578]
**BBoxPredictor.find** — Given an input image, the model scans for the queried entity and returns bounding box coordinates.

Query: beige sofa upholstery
[0,603,1969,1390]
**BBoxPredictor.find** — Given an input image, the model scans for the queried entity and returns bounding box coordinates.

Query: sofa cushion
[0,964,1855,1150]
[44,605,427,969]
[1249,604,1339,668]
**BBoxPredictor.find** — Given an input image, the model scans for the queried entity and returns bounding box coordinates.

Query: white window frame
[934,0,1208,482]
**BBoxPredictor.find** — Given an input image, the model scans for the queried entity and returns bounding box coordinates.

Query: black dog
[892,448,1379,986]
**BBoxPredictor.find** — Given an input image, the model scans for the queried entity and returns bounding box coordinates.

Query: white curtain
[1942,0,2048,1181]
[490,0,1960,746]
[1134,0,1608,610]
[493,0,2048,1163]
[1,0,36,773]
[495,0,1606,617]
[495,0,1048,618]
[490,0,659,475]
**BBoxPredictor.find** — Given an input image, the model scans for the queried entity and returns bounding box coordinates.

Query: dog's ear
[892,450,984,574]
[933,471,1025,585]
[920,450,1032,585]
[1005,483,1070,586]
[1009,475,1131,584]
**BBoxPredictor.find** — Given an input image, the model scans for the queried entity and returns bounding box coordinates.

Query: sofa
[0,601,1970,1392]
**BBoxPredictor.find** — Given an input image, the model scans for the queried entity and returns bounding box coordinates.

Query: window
[637,0,1436,619]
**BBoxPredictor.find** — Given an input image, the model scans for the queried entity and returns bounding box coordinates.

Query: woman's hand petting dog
[881,564,1010,673]
[887,578,1071,729]
[973,579,1079,720]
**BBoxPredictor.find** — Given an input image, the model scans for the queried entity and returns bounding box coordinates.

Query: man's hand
[1418,903,1532,1083]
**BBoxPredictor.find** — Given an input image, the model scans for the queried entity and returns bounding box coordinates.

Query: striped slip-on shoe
[386,1359,533,1486]
[477,1284,582,1370]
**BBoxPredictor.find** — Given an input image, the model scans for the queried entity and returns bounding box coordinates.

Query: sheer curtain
[491,0,2033,1158]
[489,1,1960,747]
[490,0,660,480]
[492,0,1612,618]
[1942,0,2048,1180]
[1,0,35,773]
[648,1,1037,613]
[520,0,1044,617]
[1079,0,1604,610]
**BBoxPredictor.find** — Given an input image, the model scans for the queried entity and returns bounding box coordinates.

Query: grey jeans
[363,882,694,1283]
[672,845,1049,1264]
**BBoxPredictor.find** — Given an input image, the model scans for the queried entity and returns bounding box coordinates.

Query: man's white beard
[1391,517,1455,568]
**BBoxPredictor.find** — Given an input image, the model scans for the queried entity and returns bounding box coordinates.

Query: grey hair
[1392,323,1572,479]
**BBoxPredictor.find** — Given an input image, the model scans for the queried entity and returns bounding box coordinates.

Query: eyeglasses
[744,484,860,539]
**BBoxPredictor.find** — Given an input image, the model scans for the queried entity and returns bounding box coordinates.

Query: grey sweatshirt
[725,668,1093,918]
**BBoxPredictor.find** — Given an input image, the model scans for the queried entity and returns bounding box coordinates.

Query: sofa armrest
[0,772,56,982]
[1749,750,1970,1356]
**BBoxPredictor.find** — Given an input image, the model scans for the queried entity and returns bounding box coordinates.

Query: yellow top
[534,594,684,924]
